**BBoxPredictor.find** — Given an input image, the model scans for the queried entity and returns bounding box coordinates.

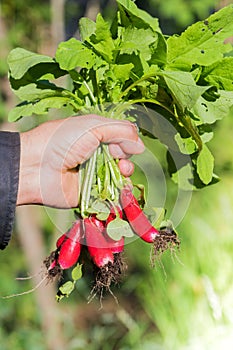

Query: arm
[0,131,20,249]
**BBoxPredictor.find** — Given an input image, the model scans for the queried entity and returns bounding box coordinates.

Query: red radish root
[43,189,179,303]
[120,186,160,243]
[84,216,126,301]
[44,219,83,280]
[84,216,114,267]
[120,186,180,254]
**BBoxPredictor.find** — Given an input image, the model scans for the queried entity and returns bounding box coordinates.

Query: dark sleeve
[0,131,20,250]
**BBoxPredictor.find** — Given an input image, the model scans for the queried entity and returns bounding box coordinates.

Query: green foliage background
[0,1,233,349]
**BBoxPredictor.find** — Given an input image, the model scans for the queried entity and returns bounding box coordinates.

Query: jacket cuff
[0,131,20,249]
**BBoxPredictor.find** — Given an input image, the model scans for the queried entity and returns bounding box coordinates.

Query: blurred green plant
[1,0,50,50]
[0,240,47,350]
[129,112,233,349]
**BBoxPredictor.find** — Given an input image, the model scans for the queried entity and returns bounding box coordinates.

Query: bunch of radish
[44,147,180,302]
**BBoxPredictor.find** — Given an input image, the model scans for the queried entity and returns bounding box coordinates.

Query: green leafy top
[7,48,55,79]
[167,5,233,69]
[7,0,233,189]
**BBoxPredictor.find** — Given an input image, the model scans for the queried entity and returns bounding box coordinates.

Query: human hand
[17,114,144,208]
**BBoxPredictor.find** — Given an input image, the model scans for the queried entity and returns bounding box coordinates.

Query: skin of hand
[17,114,145,208]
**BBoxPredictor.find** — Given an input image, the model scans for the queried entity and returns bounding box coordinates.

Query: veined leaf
[200,132,213,144]
[12,82,63,101]
[87,199,110,220]
[7,48,54,80]
[88,13,115,62]
[202,57,233,91]
[112,63,134,83]
[197,144,214,185]
[193,90,233,124]
[71,264,82,281]
[170,162,194,191]
[174,134,197,155]
[8,96,76,122]
[150,32,167,67]
[119,26,158,61]
[55,38,96,70]
[107,217,134,240]
[56,281,75,302]
[79,17,96,42]
[117,0,160,32]
[8,63,67,93]
[167,5,233,69]
[163,71,208,111]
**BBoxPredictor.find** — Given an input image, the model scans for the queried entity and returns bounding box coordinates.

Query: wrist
[17,130,42,205]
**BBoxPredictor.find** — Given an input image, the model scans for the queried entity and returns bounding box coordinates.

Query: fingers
[108,144,129,159]
[118,159,134,177]
[118,137,145,155]
[39,115,145,170]
[89,115,145,155]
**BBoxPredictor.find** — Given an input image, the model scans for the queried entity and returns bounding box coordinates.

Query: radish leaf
[55,38,96,70]
[117,0,160,32]
[7,0,233,188]
[71,264,83,281]
[167,5,233,69]
[8,96,74,122]
[193,91,233,124]
[163,71,208,111]
[107,218,134,240]
[56,281,75,302]
[197,145,214,185]
[7,48,54,79]
[202,57,233,91]
[79,17,96,42]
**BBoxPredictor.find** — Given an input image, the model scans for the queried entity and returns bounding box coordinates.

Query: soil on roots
[88,253,127,305]
[151,227,180,266]
[43,250,63,281]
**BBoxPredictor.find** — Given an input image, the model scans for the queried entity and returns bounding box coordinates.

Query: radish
[105,205,125,253]
[84,216,114,268]
[56,233,67,248]
[120,187,160,243]
[105,205,123,225]
[104,235,124,254]
[58,220,83,269]
[84,215,126,302]
[48,259,58,271]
